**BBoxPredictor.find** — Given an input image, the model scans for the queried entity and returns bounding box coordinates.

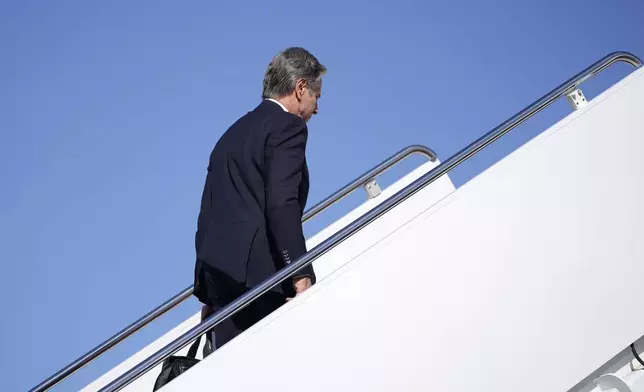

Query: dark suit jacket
[193,100,316,306]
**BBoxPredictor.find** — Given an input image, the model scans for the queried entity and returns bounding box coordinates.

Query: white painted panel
[309,159,455,281]
[162,67,644,392]
[81,155,455,391]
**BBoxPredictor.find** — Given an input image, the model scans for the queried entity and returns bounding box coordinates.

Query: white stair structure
[30,52,644,392]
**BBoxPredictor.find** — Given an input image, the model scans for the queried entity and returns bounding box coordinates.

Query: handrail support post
[566,88,589,110]
[363,179,382,199]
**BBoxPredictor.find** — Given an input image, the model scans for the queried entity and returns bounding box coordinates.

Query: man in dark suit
[193,47,326,354]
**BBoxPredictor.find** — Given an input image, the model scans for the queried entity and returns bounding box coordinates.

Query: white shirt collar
[266,98,289,112]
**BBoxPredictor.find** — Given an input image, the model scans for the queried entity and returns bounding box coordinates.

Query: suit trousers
[200,290,287,357]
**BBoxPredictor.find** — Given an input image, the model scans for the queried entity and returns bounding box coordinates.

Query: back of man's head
[262,47,327,100]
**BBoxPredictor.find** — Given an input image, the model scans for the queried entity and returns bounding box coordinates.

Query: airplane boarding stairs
[32,51,644,392]
[79,145,457,391]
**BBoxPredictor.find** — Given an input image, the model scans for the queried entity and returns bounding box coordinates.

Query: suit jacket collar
[265,98,289,112]
[260,99,290,114]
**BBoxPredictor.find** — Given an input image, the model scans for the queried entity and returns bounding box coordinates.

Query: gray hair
[262,47,327,99]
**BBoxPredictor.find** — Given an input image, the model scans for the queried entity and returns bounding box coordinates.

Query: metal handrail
[94,50,642,392]
[303,144,436,221]
[29,145,437,392]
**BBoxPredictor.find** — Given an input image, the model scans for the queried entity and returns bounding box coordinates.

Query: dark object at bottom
[632,343,644,367]
[153,336,202,391]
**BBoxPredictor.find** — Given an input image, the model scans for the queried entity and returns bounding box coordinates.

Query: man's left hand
[286,276,312,301]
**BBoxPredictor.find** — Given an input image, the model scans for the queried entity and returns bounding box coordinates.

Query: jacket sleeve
[264,117,315,282]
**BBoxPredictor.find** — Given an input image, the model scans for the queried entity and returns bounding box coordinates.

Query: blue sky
[1,1,643,391]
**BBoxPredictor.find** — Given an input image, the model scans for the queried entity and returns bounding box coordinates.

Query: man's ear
[295,79,307,101]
